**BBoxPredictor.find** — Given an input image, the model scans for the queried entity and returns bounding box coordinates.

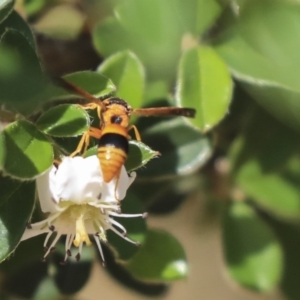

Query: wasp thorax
[102,99,130,127]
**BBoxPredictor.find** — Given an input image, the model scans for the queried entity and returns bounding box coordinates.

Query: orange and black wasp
[55,77,196,183]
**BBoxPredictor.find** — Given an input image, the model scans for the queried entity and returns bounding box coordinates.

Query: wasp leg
[127,125,141,141]
[70,127,102,157]
[78,103,102,120]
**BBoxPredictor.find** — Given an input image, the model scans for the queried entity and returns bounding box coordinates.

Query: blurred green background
[1,0,300,299]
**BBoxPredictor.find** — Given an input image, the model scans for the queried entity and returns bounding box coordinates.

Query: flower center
[58,202,102,247]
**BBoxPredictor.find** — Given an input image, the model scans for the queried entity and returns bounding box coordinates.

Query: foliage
[0,0,299,299]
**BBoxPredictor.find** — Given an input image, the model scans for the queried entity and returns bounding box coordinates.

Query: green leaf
[107,193,147,261]
[98,50,145,109]
[196,0,224,35]
[0,131,4,168]
[230,106,300,218]
[53,244,94,295]
[0,0,14,24]
[126,140,158,172]
[125,229,188,281]
[241,82,300,132]
[37,104,90,137]
[0,176,35,262]
[0,29,45,113]
[137,117,212,178]
[47,70,116,100]
[93,0,199,80]
[177,46,233,132]
[24,0,46,17]
[3,120,53,179]
[214,0,300,131]
[0,10,36,50]
[222,202,283,292]
[33,277,60,300]
[144,80,169,105]
[132,172,200,213]
[268,220,300,300]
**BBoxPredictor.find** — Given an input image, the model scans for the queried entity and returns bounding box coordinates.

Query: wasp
[55,77,196,183]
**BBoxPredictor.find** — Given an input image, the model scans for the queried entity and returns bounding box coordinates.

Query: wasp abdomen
[97,126,129,183]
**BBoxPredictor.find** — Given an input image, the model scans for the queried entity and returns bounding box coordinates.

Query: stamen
[49,225,55,231]
[43,233,61,258]
[109,212,146,218]
[26,222,32,229]
[109,225,139,245]
[109,219,127,235]
[43,232,53,248]
[67,233,75,251]
[64,234,73,261]
[75,253,81,261]
[93,235,105,266]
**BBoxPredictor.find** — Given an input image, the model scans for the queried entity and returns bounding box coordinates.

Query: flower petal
[36,166,59,213]
[21,228,49,241]
[116,168,136,200]
[55,156,103,204]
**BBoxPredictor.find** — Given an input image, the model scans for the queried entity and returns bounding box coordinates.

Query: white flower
[22,155,147,265]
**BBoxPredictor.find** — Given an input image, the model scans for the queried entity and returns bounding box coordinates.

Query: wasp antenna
[131,107,196,118]
[51,76,106,109]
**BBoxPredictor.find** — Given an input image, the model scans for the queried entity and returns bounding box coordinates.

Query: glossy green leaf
[125,229,188,281]
[47,70,116,100]
[177,46,232,131]
[231,107,300,218]
[222,202,283,292]
[98,50,145,109]
[0,0,14,24]
[0,176,35,262]
[0,10,36,50]
[126,140,159,172]
[0,29,45,112]
[3,120,53,179]
[214,0,300,131]
[37,104,90,137]
[107,193,147,261]
[137,117,212,178]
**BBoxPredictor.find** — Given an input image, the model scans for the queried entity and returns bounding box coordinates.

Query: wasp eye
[111,115,122,124]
